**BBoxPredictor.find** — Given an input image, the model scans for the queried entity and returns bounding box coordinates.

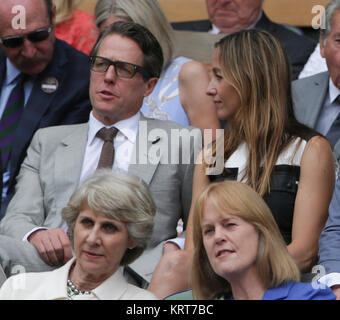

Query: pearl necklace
[67,279,92,299]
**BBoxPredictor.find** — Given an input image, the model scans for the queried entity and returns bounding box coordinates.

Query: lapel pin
[41,77,58,93]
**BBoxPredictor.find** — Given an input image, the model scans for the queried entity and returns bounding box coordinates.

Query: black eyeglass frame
[0,25,53,48]
[89,55,151,80]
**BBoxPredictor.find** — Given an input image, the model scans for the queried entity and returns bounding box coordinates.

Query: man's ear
[144,77,158,97]
[319,34,326,58]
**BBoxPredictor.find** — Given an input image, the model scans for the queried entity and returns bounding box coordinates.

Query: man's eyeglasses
[0,26,53,48]
[89,55,151,79]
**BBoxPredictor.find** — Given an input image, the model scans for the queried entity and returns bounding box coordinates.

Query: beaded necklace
[67,279,92,300]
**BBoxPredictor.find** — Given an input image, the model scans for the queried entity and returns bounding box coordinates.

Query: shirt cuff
[318,273,340,288]
[22,227,48,242]
[165,237,185,250]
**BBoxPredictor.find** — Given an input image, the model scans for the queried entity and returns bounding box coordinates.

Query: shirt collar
[5,58,21,85]
[47,258,130,300]
[88,111,140,145]
[92,267,129,299]
[329,77,340,104]
[209,10,263,34]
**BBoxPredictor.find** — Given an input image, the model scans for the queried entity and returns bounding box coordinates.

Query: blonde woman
[149,29,335,299]
[94,0,220,134]
[53,0,99,55]
[190,181,335,300]
[185,29,335,270]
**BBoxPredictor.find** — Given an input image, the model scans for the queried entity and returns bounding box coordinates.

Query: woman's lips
[84,251,104,259]
[216,249,234,258]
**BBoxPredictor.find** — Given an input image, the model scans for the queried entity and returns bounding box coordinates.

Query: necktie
[326,97,340,149]
[0,74,26,169]
[96,127,118,169]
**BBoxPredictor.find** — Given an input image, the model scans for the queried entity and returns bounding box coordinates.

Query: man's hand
[28,228,73,266]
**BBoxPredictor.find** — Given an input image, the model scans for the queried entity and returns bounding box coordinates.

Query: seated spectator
[53,0,99,55]
[149,29,334,299]
[94,0,220,135]
[171,0,316,79]
[0,22,200,291]
[0,169,157,300]
[293,0,340,164]
[189,180,335,300]
[0,0,91,217]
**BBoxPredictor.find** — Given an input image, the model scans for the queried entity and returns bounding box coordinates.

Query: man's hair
[90,21,164,80]
[321,0,340,43]
[94,0,176,70]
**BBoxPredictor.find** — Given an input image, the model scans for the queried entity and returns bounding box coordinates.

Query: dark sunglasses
[0,26,53,48]
[89,55,151,79]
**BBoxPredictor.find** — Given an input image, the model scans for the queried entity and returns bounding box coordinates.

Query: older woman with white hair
[0,169,157,300]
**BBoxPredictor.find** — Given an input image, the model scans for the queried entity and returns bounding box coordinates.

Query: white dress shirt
[23,111,140,241]
[79,111,139,185]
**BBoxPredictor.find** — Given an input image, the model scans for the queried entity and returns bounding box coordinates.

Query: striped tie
[0,74,26,169]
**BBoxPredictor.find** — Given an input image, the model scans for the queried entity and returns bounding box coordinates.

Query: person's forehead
[97,34,144,64]
[330,10,340,33]
[0,0,49,36]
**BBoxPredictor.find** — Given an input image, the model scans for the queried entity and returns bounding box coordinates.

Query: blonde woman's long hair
[53,0,78,24]
[191,181,300,299]
[208,29,312,196]
[94,0,176,70]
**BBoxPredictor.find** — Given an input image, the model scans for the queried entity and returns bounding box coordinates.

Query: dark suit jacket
[0,39,91,211]
[172,12,316,80]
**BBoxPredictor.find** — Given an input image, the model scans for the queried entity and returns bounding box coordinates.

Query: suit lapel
[10,40,68,180]
[128,116,161,185]
[307,73,329,127]
[54,123,88,207]
[0,51,6,90]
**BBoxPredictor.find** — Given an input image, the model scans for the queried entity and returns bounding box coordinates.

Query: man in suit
[171,0,315,79]
[293,0,340,299]
[0,21,202,288]
[0,0,91,218]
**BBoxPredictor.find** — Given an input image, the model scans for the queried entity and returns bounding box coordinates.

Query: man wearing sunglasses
[0,0,91,217]
[0,21,201,292]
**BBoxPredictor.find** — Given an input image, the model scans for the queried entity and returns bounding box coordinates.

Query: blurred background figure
[172,0,316,80]
[0,169,158,300]
[190,180,335,300]
[54,0,99,55]
[94,0,220,135]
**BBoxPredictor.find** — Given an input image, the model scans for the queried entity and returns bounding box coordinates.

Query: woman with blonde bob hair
[0,169,157,300]
[191,181,335,300]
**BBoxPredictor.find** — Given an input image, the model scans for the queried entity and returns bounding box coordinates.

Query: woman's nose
[214,226,226,244]
[86,227,101,245]
[206,80,217,97]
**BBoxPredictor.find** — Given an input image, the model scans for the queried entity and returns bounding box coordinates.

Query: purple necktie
[0,74,26,169]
